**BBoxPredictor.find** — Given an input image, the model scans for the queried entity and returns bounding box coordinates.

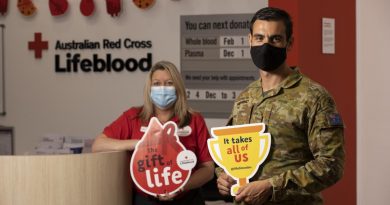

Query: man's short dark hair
[250,7,293,41]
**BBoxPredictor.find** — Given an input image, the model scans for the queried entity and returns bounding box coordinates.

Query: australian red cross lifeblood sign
[130,117,197,196]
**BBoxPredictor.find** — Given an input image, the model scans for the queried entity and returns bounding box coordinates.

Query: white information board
[322,18,335,54]
[181,14,258,118]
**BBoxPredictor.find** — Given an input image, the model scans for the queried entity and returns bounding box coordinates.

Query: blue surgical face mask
[150,86,177,110]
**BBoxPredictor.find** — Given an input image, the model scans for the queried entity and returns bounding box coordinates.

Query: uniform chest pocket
[232,99,252,125]
[251,104,273,124]
[266,100,307,130]
[233,100,252,125]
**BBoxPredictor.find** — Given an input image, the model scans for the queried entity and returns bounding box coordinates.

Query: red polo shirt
[103,107,212,167]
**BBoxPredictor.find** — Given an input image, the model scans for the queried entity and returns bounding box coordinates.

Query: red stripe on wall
[269,0,356,204]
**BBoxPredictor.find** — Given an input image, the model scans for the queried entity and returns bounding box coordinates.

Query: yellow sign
[208,123,271,196]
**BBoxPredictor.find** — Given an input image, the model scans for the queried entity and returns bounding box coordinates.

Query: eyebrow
[253,34,284,40]
[253,34,264,38]
[152,79,173,82]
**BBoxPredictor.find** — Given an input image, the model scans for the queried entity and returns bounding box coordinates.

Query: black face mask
[250,43,287,71]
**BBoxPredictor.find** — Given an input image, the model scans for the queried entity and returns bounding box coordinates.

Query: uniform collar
[279,67,303,89]
[257,67,303,98]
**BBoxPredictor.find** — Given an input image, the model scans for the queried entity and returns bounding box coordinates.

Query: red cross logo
[28,32,48,59]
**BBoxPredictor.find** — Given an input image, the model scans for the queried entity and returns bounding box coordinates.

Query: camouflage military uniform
[218,68,345,205]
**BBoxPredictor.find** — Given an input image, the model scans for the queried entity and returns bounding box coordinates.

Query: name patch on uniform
[328,113,343,126]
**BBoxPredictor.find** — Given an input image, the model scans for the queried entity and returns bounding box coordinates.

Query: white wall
[357,0,390,204]
[0,0,267,154]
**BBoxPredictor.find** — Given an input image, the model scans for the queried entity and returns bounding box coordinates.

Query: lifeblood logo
[130,117,197,196]
[55,53,152,72]
[27,32,154,72]
[54,38,153,72]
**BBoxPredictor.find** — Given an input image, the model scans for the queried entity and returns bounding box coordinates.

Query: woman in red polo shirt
[92,61,214,205]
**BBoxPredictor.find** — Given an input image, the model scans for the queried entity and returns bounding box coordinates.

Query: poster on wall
[180,14,258,118]
[322,18,335,54]
[0,24,5,116]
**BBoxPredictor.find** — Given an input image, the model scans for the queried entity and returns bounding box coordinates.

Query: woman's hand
[156,188,183,201]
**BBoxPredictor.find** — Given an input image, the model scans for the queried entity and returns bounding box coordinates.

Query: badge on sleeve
[328,113,343,126]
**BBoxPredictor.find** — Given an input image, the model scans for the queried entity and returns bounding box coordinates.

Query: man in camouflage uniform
[216,7,345,205]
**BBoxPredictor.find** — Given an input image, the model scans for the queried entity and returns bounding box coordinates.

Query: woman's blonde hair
[139,61,193,127]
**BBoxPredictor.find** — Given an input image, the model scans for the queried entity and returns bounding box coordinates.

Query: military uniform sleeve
[269,93,345,202]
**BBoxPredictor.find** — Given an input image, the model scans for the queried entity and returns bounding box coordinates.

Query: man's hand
[235,179,273,205]
[216,172,235,196]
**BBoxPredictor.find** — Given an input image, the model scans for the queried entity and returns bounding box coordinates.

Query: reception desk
[0,151,131,205]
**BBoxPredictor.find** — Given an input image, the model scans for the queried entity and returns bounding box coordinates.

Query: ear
[287,37,294,51]
[248,33,253,47]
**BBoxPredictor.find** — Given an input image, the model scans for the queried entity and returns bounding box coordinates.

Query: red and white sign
[130,117,196,196]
